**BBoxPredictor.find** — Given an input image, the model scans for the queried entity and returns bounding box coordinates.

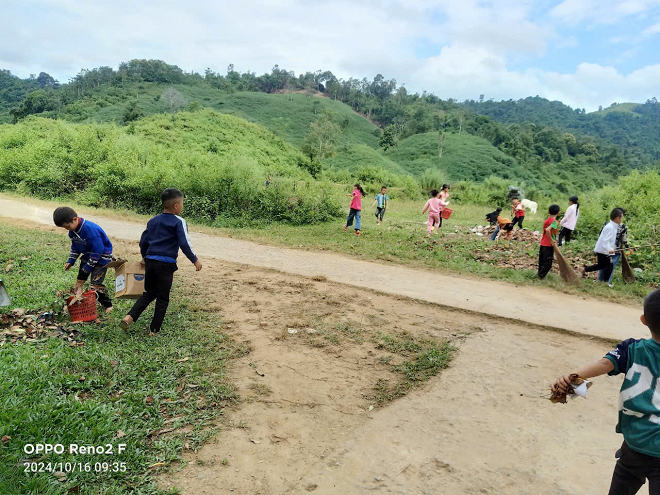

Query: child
[558,196,579,246]
[372,186,389,226]
[550,289,660,494]
[511,198,525,229]
[438,184,450,228]
[485,207,503,226]
[489,215,514,244]
[422,190,447,237]
[120,189,202,335]
[581,208,623,287]
[538,204,560,279]
[608,210,631,285]
[344,183,364,236]
[53,207,114,313]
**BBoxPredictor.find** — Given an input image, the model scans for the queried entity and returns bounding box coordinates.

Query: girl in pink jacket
[422,190,447,237]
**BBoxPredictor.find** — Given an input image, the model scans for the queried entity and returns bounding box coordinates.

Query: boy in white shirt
[581,208,623,287]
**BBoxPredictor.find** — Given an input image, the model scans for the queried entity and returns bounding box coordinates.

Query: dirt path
[0,195,644,342]
[159,258,622,495]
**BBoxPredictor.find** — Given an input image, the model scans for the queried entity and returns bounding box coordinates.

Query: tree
[379,125,397,151]
[301,109,340,176]
[160,86,187,113]
[123,100,144,124]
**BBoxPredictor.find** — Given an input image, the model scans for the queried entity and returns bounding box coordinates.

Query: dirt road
[0,196,643,341]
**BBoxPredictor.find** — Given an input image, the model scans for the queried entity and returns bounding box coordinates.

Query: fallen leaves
[116,430,126,439]
[5,264,13,273]
[1,435,11,443]
[550,374,583,404]
[1,309,84,346]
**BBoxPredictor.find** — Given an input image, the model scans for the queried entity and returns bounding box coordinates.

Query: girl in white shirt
[558,196,579,246]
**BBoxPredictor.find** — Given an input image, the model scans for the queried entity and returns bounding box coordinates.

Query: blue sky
[1,0,659,111]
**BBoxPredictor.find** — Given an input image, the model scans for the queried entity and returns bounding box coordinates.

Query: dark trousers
[77,257,112,308]
[585,253,613,282]
[538,245,554,279]
[127,259,177,332]
[558,227,573,246]
[609,441,660,494]
[512,216,524,229]
[375,207,386,222]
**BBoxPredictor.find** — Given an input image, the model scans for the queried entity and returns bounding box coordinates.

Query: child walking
[550,289,660,494]
[581,208,623,287]
[438,184,450,228]
[538,204,560,279]
[511,198,525,229]
[558,195,579,246]
[422,190,446,237]
[53,207,114,313]
[372,186,389,225]
[344,183,364,236]
[120,189,202,336]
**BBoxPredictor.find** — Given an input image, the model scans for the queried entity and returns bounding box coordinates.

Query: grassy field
[0,221,245,495]
[207,199,654,305]
[593,102,641,116]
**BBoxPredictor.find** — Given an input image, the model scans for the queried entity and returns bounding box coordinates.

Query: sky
[2,0,660,111]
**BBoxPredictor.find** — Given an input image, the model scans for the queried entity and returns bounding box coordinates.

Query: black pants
[585,253,613,282]
[538,246,554,279]
[512,216,524,229]
[375,207,386,222]
[558,227,573,246]
[609,441,660,494]
[127,259,177,332]
[77,256,112,309]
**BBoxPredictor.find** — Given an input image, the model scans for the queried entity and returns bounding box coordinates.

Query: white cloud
[550,0,660,25]
[0,0,658,111]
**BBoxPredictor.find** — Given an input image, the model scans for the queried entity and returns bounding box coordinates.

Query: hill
[0,109,341,224]
[2,59,653,198]
[592,102,641,116]
[462,96,660,166]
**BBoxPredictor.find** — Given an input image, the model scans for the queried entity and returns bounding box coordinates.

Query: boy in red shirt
[538,204,560,279]
[511,198,525,229]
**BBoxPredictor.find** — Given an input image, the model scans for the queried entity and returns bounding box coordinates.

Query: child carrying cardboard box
[120,189,202,336]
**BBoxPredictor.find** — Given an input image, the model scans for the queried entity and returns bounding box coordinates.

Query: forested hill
[0,59,658,196]
[462,96,660,167]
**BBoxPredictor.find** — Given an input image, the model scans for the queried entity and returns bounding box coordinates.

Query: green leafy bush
[0,111,343,224]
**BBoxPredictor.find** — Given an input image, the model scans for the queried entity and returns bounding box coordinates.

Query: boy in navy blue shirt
[53,207,114,312]
[120,189,202,335]
[551,289,660,494]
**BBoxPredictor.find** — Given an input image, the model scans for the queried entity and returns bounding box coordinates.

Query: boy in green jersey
[552,289,660,494]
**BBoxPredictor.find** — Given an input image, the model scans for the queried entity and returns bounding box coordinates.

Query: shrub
[0,112,343,225]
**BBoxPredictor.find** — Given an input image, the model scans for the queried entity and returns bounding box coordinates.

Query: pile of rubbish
[1,307,84,346]
[468,225,542,243]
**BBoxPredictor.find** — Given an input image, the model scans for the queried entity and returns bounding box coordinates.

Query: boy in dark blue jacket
[53,207,114,312]
[121,188,202,335]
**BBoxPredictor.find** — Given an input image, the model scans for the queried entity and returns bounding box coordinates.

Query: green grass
[0,221,245,494]
[386,132,522,180]
[593,103,641,116]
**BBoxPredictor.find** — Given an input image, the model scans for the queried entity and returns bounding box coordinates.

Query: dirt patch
[159,258,624,495]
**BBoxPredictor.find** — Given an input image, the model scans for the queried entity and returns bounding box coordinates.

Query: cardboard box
[111,261,145,299]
